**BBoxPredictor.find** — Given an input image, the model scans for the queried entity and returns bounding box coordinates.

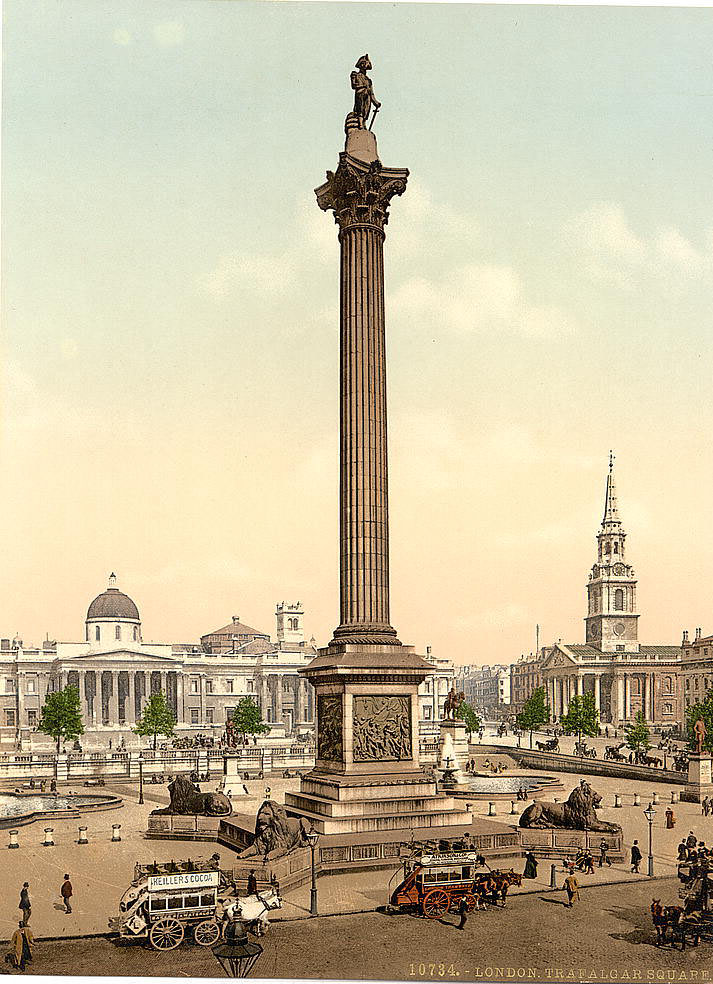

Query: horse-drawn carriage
[603,744,627,762]
[389,850,521,918]
[109,857,281,950]
[535,737,559,752]
[574,740,596,759]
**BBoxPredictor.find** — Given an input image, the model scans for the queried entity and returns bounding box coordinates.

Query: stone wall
[475,744,686,786]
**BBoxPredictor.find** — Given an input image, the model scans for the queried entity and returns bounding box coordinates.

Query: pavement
[5,877,711,981]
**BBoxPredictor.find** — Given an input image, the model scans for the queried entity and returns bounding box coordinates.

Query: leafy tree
[686,690,713,755]
[625,709,650,752]
[456,700,481,738]
[560,692,599,743]
[134,691,176,751]
[229,697,270,742]
[37,685,84,753]
[516,686,550,748]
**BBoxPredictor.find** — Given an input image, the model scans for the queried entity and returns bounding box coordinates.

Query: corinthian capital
[315,153,409,233]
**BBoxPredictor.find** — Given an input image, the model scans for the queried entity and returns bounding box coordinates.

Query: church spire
[602,450,622,531]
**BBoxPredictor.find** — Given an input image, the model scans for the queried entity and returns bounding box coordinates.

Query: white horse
[224,888,282,936]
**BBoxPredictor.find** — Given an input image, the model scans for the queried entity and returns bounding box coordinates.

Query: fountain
[0,790,122,828]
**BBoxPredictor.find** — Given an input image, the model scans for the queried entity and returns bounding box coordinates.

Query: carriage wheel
[149,918,184,950]
[463,894,478,912]
[422,890,450,919]
[193,919,221,947]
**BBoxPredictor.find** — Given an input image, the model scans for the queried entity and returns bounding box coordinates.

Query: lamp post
[212,918,263,978]
[643,802,656,877]
[305,827,319,916]
[138,752,144,805]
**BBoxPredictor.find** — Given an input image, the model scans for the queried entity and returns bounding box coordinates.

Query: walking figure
[599,839,611,868]
[61,874,73,914]
[457,896,469,930]
[18,883,31,925]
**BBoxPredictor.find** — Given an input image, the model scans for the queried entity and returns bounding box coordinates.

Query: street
[5,878,709,981]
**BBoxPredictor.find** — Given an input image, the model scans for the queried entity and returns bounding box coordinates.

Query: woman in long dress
[523,851,538,879]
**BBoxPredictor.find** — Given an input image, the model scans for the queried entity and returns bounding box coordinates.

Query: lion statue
[238,799,312,860]
[151,775,232,817]
[519,779,621,832]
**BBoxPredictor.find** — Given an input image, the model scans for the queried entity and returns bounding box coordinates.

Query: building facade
[455,664,510,720]
[418,646,456,736]
[539,458,682,727]
[509,652,544,718]
[680,628,713,717]
[0,576,316,749]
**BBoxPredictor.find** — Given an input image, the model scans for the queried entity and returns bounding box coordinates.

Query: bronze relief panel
[352,695,412,762]
[317,694,344,762]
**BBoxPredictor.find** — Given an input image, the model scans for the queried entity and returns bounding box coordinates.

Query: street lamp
[643,802,656,877]
[305,826,320,916]
[138,751,144,805]
[212,918,263,978]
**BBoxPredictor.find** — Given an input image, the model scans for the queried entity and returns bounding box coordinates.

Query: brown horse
[651,900,684,946]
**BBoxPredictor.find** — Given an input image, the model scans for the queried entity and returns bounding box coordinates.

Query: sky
[2,1,713,665]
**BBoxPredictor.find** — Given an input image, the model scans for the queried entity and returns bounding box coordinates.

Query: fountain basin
[0,791,123,827]
[452,774,564,800]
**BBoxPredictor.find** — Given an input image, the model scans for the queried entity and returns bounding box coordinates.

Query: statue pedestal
[284,641,472,835]
[682,754,713,803]
[439,720,470,765]
[218,755,250,800]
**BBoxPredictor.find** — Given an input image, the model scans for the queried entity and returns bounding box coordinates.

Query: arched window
[614,589,624,611]
[115,625,121,640]
[664,676,672,693]
[633,677,641,695]
[613,542,619,554]
[95,626,100,642]
[604,541,611,554]
[133,626,138,641]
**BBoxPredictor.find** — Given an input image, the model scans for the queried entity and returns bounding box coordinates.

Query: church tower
[584,453,640,653]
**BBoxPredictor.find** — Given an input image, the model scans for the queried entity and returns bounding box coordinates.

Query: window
[115,625,121,640]
[664,676,672,693]
[686,679,690,690]
[663,703,673,715]
[616,645,625,652]
[604,541,611,554]
[184,895,200,909]
[27,710,37,727]
[226,680,234,694]
[200,893,214,907]
[133,626,138,641]
[205,708,214,724]
[190,709,199,725]
[423,706,432,720]
[150,897,167,911]
[5,710,15,727]
[26,678,36,694]
[613,542,619,553]
[167,897,183,911]
[633,678,641,695]
[5,679,15,694]
[205,680,213,694]
[247,680,254,692]
[614,589,624,611]
[190,679,199,694]
[95,626,101,642]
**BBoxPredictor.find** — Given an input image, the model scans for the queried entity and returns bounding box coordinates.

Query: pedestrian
[666,807,676,829]
[9,922,33,971]
[61,874,73,914]
[599,839,612,868]
[702,797,710,817]
[18,883,31,925]
[457,895,469,930]
[687,830,698,850]
[678,840,689,862]
[523,851,538,879]
[583,850,595,875]
[50,778,56,793]
[630,840,642,874]
[563,871,580,907]
[246,870,258,896]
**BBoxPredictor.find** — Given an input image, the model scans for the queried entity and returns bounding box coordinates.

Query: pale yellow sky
[2,2,712,664]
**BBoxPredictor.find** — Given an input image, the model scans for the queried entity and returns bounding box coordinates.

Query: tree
[134,691,176,751]
[516,687,550,748]
[686,690,713,755]
[229,697,270,743]
[37,685,84,753]
[625,709,650,753]
[560,692,599,743]
[456,700,481,738]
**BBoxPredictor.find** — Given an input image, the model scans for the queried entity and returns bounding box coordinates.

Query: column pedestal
[682,754,713,803]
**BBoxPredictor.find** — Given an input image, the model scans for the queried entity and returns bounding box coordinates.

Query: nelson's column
[285,57,471,841]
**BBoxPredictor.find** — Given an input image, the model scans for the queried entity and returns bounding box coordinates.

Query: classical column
[316,146,408,646]
[650,673,655,722]
[110,672,120,727]
[260,676,270,721]
[274,676,283,728]
[624,674,630,720]
[176,673,185,725]
[616,676,625,722]
[576,675,583,697]
[294,677,303,726]
[126,673,135,725]
[594,676,601,713]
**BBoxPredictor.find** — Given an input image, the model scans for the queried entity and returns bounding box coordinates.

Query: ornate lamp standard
[212,918,263,978]
[138,751,144,805]
[305,827,319,915]
[643,802,656,877]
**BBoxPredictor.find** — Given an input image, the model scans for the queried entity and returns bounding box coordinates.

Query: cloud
[392,263,578,339]
[564,202,713,290]
[112,28,132,46]
[153,21,185,47]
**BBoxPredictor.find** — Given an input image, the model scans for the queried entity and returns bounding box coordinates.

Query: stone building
[455,664,510,720]
[680,628,713,716]
[418,646,456,736]
[0,576,316,749]
[509,652,544,718]
[540,458,681,727]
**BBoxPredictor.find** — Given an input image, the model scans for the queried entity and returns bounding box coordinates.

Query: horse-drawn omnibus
[390,850,521,918]
[110,859,236,950]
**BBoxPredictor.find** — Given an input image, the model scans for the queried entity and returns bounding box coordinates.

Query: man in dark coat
[61,874,73,914]
[599,840,611,867]
[457,896,469,930]
[630,841,642,874]
[246,870,258,896]
[18,883,31,925]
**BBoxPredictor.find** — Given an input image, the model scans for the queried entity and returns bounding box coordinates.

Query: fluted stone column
[317,150,408,646]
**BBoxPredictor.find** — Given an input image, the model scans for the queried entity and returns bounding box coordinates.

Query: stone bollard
[111,824,121,842]
[633,793,641,806]
[614,793,622,808]
[8,829,19,850]
[510,801,518,815]
[550,863,557,888]
[43,827,54,847]
[78,826,88,845]
[488,801,496,816]
[671,791,679,804]
[652,792,660,805]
